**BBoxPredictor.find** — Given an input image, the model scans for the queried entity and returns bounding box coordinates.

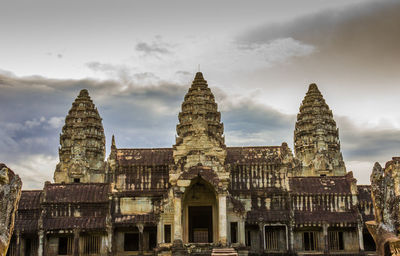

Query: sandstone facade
[367,158,400,255]
[7,73,377,256]
[0,164,22,256]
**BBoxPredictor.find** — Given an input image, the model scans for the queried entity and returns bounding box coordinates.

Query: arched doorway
[183,177,218,243]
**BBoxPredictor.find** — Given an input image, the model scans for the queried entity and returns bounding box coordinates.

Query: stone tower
[54,89,106,183]
[173,72,226,168]
[170,72,231,247]
[294,83,346,176]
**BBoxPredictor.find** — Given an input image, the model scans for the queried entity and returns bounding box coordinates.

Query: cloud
[237,38,315,65]
[134,37,173,56]
[6,154,57,189]
[239,0,400,76]
[337,116,400,162]
[135,42,171,55]
[47,116,64,129]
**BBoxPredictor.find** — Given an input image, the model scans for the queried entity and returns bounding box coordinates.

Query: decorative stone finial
[54,89,106,183]
[194,72,204,81]
[308,83,319,92]
[79,89,89,97]
[294,83,346,176]
[111,134,116,149]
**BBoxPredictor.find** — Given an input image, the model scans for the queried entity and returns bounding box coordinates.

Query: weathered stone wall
[368,158,400,255]
[0,164,22,255]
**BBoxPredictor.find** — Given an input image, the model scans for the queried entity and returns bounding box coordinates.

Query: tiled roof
[294,211,358,224]
[116,146,284,166]
[44,183,109,203]
[290,175,352,194]
[114,213,157,225]
[247,210,289,223]
[226,146,282,164]
[14,219,38,233]
[117,148,173,165]
[18,190,42,210]
[44,217,106,230]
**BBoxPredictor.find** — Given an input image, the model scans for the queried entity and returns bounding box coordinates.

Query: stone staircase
[211,248,238,256]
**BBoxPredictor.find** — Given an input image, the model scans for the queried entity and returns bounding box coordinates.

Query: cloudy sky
[1,0,399,189]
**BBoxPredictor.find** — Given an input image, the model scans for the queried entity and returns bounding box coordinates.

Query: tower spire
[54,89,106,183]
[111,134,116,149]
[173,72,226,165]
[294,83,346,176]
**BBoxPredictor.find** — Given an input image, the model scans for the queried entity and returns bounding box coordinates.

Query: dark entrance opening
[189,206,213,243]
[363,232,376,251]
[25,238,32,256]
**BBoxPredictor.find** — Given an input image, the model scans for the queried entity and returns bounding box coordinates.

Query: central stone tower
[294,83,346,176]
[172,71,226,170]
[169,72,230,250]
[54,89,106,183]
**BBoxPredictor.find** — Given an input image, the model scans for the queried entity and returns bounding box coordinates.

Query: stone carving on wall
[367,158,400,255]
[0,164,22,255]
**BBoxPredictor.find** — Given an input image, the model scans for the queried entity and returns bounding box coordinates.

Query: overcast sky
[0,0,399,189]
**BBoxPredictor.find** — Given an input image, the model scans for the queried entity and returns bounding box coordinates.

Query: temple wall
[120,197,153,215]
[230,164,289,191]
[293,229,324,252]
[343,229,359,251]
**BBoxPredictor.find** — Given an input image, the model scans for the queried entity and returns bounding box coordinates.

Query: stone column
[323,223,328,253]
[173,193,183,243]
[358,223,364,251]
[73,229,80,256]
[137,223,144,254]
[107,226,113,256]
[258,223,264,254]
[38,230,44,256]
[288,222,295,252]
[16,231,21,256]
[218,194,227,246]
[238,219,245,246]
[157,220,162,245]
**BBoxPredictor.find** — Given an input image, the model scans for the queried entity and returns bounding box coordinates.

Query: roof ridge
[227,146,281,149]
[117,147,172,150]
[47,182,109,186]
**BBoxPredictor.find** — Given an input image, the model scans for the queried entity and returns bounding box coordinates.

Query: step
[211,248,238,256]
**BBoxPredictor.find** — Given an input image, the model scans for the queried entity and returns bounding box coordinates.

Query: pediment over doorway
[179,165,221,190]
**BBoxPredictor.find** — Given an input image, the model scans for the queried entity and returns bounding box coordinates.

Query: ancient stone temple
[7,73,377,256]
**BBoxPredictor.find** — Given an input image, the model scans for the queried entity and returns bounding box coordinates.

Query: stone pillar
[157,220,162,245]
[73,229,80,256]
[218,194,227,246]
[358,223,364,251]
[137,224,144,254]
[173,193,183,243]
[238,219,245,246]
[16,231,21,256]
[38,230,44,256]
[258,223,264,254]
[323,223,328,253]
[107,226,113,256]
